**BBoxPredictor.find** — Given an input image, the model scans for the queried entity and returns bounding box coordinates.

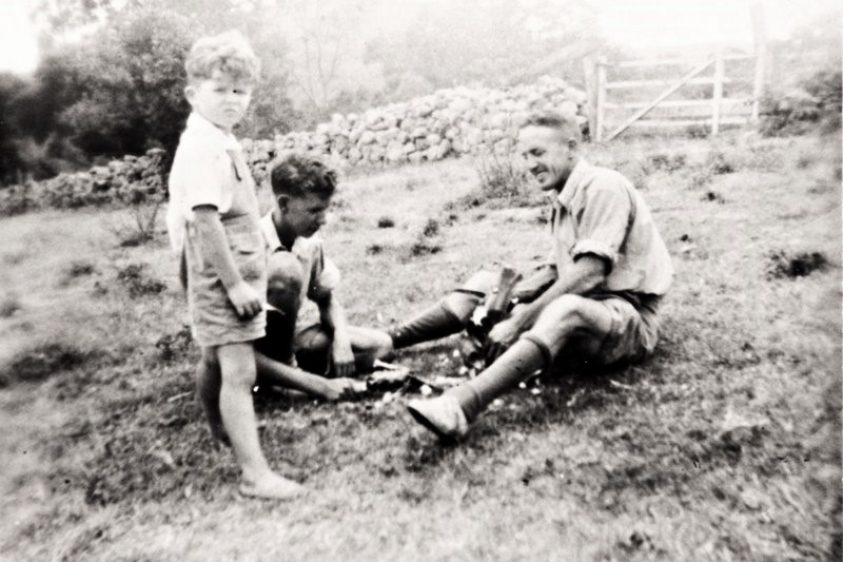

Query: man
[402,111,674,439]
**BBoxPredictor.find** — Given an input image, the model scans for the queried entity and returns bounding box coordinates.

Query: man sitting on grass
[401,111,674,439]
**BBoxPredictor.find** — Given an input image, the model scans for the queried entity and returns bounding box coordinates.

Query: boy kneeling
[251,154,392,396]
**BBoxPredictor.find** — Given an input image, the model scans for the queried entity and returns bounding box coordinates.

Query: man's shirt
[166,112,246,254]
[259,213,341,307]
[549,160,673,296]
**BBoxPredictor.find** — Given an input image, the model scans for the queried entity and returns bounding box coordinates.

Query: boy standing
[253,154,392,390]
[167,31,302,499]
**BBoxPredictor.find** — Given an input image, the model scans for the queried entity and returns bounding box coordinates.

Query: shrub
[422,219,440,238]
[116,263,166,298]
[647,153,687,172]
[474,147,535,207]
[377,216,395,228]
[706,151,735,175]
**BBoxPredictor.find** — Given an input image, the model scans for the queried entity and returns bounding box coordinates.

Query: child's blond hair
[185,30,260,85]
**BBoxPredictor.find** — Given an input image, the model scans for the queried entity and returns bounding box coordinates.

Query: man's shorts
[564,292,662,366]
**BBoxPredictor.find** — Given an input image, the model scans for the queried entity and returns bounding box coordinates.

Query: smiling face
[185,69,253,132]
[517,125,578,192]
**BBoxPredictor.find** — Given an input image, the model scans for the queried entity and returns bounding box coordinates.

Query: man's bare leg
[217,342,303,499]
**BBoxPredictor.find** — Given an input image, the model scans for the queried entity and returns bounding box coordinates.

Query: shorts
[186,214,267,347]
[564,293,661,366]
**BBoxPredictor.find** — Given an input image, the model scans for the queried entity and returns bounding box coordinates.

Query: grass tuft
[116,263,167,298]
[0,342,97,387]
[766,250,829,279]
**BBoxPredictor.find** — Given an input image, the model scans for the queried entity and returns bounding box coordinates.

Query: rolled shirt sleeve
[570,181,633,272]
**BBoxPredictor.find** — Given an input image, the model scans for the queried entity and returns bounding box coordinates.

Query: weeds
[0,294,21,318]
[421,218,439,237]
[766,250,828,279]
[116,263,167,298]
[707,151,736,175]
[0,342,95,387]
[377,216,395,228]
[647,153,687,172]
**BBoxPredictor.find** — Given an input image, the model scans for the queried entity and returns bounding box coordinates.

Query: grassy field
[0,131,840,561]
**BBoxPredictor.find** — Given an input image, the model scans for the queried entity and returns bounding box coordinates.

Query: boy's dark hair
[521,111,582,142]
[270,154,337,199]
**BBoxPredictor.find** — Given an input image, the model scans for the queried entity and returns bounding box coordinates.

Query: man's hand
[319,377,366,401]
[227,280,263,318]
[331,338,356,377]
[485,315,524,362]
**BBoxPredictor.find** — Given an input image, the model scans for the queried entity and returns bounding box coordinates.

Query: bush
[760,69,842,136]
[116,263,167,298]
[766,250,828,279]
[0,342,95,387]
[377,216,395,228]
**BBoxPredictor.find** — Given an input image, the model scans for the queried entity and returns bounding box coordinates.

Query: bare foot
[239,472,305,500]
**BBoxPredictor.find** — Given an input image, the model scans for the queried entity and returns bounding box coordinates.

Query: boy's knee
[267,253,304,309]
[217,344,258,388]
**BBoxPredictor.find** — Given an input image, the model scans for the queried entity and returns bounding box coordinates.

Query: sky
[0,0,839,75]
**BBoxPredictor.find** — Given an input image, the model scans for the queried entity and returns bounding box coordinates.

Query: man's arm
[315,292,355,376]
[193,206,262,318]
[255,352,363,401]
[485,256,606,357]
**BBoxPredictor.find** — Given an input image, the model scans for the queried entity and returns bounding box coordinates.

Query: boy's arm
[192,206,262,318]
[255,352,363,401]
[316,292,355,377]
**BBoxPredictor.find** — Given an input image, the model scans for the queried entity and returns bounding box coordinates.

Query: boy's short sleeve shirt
[550,160,673,296]
[166,112,240,253]
[259,214,341,305]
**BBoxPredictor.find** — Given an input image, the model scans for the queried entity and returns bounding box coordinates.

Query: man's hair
[270,154,337,199]
[521,111,582,142]
[185,30,260,85]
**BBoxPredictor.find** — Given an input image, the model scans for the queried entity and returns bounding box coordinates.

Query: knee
[536,294,590,327]
[267,253,304,310]
[460,269,499,294]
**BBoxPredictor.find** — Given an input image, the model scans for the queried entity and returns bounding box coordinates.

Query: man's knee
[460,269,499,294]
[267,253,304,310]
[444,269,498,321]
[536,294,592,326]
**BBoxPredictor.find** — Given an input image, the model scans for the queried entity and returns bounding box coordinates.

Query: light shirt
[166,112,243,253]
[550,160,673,296]
[259,213,341,306]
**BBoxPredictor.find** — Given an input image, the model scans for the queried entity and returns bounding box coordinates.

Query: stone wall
[0,76,586,215]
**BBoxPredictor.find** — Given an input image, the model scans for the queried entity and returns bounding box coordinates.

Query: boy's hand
[331,338,355,377]
[227,280,263,318]
[320,378,366,401]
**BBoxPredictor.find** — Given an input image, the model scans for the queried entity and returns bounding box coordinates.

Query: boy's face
[279,193,331,239]
[185,69,253,132]
[517,125,577,192]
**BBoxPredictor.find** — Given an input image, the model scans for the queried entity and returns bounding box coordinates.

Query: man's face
[280,193,331,239]
[517,125,576,192]
[185,69,253,132]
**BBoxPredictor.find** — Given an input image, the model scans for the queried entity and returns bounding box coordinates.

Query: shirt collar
[555,159,589,209]
[186,112,240,150]
[260,213,287,252]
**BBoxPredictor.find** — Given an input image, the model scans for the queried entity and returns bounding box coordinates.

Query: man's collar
[555,159,589,209]
[186,112,239,149]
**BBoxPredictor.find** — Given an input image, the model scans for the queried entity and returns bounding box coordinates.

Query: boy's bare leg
[217,342,303,499]
[196,348,228,445]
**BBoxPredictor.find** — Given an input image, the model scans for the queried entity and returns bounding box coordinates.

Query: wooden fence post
[595,56,607,141]
[751,1,768,122]
[582,56,597,140]
[711,51,725,135]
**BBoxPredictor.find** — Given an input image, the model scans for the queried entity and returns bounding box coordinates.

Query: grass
[0,132,840,561]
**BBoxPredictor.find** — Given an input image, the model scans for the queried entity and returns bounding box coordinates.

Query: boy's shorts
[186,215,267,348]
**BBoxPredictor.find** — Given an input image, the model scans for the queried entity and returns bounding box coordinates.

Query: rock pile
[0,76,586,215]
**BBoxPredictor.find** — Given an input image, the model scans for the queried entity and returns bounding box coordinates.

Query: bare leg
[196,347,228,445]
[217,342,303,499]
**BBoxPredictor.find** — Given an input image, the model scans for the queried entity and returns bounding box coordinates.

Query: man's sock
[388,302,465,350]
[447,335,551,422]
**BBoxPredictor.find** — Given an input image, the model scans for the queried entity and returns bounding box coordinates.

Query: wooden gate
[583,52,765,141]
